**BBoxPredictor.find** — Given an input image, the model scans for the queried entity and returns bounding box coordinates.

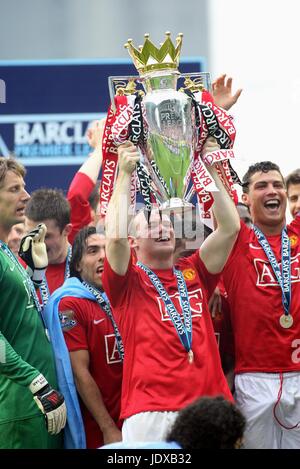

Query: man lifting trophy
[100,32,240,222]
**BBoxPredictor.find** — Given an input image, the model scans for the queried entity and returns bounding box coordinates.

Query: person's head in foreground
[165,395,246,449]
[101,396,246,450]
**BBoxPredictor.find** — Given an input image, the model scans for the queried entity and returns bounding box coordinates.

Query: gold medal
[279,314,293,329]
[188,349,194,364]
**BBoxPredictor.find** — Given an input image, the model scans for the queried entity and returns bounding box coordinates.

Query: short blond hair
[0,157,26,188]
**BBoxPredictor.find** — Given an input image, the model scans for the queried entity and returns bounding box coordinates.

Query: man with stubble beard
[44,226,123,448]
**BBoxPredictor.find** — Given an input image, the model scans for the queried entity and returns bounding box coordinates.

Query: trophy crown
[124,32,183,76]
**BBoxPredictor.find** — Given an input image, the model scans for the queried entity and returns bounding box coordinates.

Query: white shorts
[122,411,178,443]
[235,372,300,449]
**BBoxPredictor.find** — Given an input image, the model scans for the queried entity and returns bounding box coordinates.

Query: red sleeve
[59,296,88,352]
[213,295,235,358]
[102,254,135,309]
[67,172,94,244]
[224,220,250,269]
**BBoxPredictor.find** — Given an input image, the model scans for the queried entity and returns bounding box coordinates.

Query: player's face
[134,209,175,261]
[25,217,69,264]
[77,233,106,289]
[287,183,300,219]
[0,171,30,232]
[243,170,286,231]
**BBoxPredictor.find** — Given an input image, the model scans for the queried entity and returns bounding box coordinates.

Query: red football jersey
[41,261,66,298]
[59,296,123,448]
[212,291,235,374]
[68,171,94,245]
[102,251,233,421]
[222,217,300,373]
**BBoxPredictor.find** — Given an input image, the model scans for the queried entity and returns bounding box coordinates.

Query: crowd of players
[1,76,300,449]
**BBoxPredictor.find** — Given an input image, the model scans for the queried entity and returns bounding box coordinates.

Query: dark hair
[237,201,251,214]
[25,188,70,232]
[242,161,284,193]
[166,396,246,449]
[88,181,100,212]
[285,168,300,192]
[70,226,97,279]
[0,157,26,188]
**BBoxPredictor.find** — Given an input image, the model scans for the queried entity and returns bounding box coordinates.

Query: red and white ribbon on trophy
[99,88,241,229]
[99,95,136,219]
[187,89,240,228]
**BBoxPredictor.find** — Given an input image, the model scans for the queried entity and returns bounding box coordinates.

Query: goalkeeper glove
[29,373,67,435]
[19,223,48,285]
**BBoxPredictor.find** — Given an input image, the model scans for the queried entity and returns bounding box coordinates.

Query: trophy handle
[108,72,212,112]
[179,72,212,93]
[108,75,143,112]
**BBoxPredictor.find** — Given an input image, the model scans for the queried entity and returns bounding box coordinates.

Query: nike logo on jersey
[249,243,263,250]
[9,264,15,271]
[93,318,105,325]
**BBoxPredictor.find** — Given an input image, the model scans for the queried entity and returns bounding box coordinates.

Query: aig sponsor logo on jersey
[156,288,203,321]
[254,253,300,287]
[105,334,122,364]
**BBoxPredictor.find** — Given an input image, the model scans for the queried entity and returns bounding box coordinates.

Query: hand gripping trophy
[100,32,240,221]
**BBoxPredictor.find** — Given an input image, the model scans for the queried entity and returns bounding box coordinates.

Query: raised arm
[199,138,240,273]
[68,119,105,242]
[105,142,140,275]
[78,119,105,183]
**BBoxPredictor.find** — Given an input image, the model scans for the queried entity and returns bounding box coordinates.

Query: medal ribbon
[137,262,192,354]
[253,225,291,317]
[82,281,124,361]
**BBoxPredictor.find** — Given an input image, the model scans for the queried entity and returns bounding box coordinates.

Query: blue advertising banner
[0,57,205,193]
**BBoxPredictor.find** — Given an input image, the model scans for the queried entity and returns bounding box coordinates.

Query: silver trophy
[108,32,211,212]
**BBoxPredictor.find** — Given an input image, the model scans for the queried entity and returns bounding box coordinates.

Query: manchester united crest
[182,268,196,281]
[289,235,298,248]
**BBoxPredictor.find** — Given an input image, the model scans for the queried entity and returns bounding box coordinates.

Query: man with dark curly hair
[166,396,245,449]
[101,396,245,449]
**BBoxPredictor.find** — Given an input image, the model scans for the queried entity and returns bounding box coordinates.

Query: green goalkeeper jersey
[0,245,58,424]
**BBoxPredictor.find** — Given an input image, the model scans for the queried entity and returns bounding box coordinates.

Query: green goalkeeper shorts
[0,414,63,449]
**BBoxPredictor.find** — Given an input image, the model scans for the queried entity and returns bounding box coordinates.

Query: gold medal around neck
[188,349,194,364]
[279,314,293,329]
